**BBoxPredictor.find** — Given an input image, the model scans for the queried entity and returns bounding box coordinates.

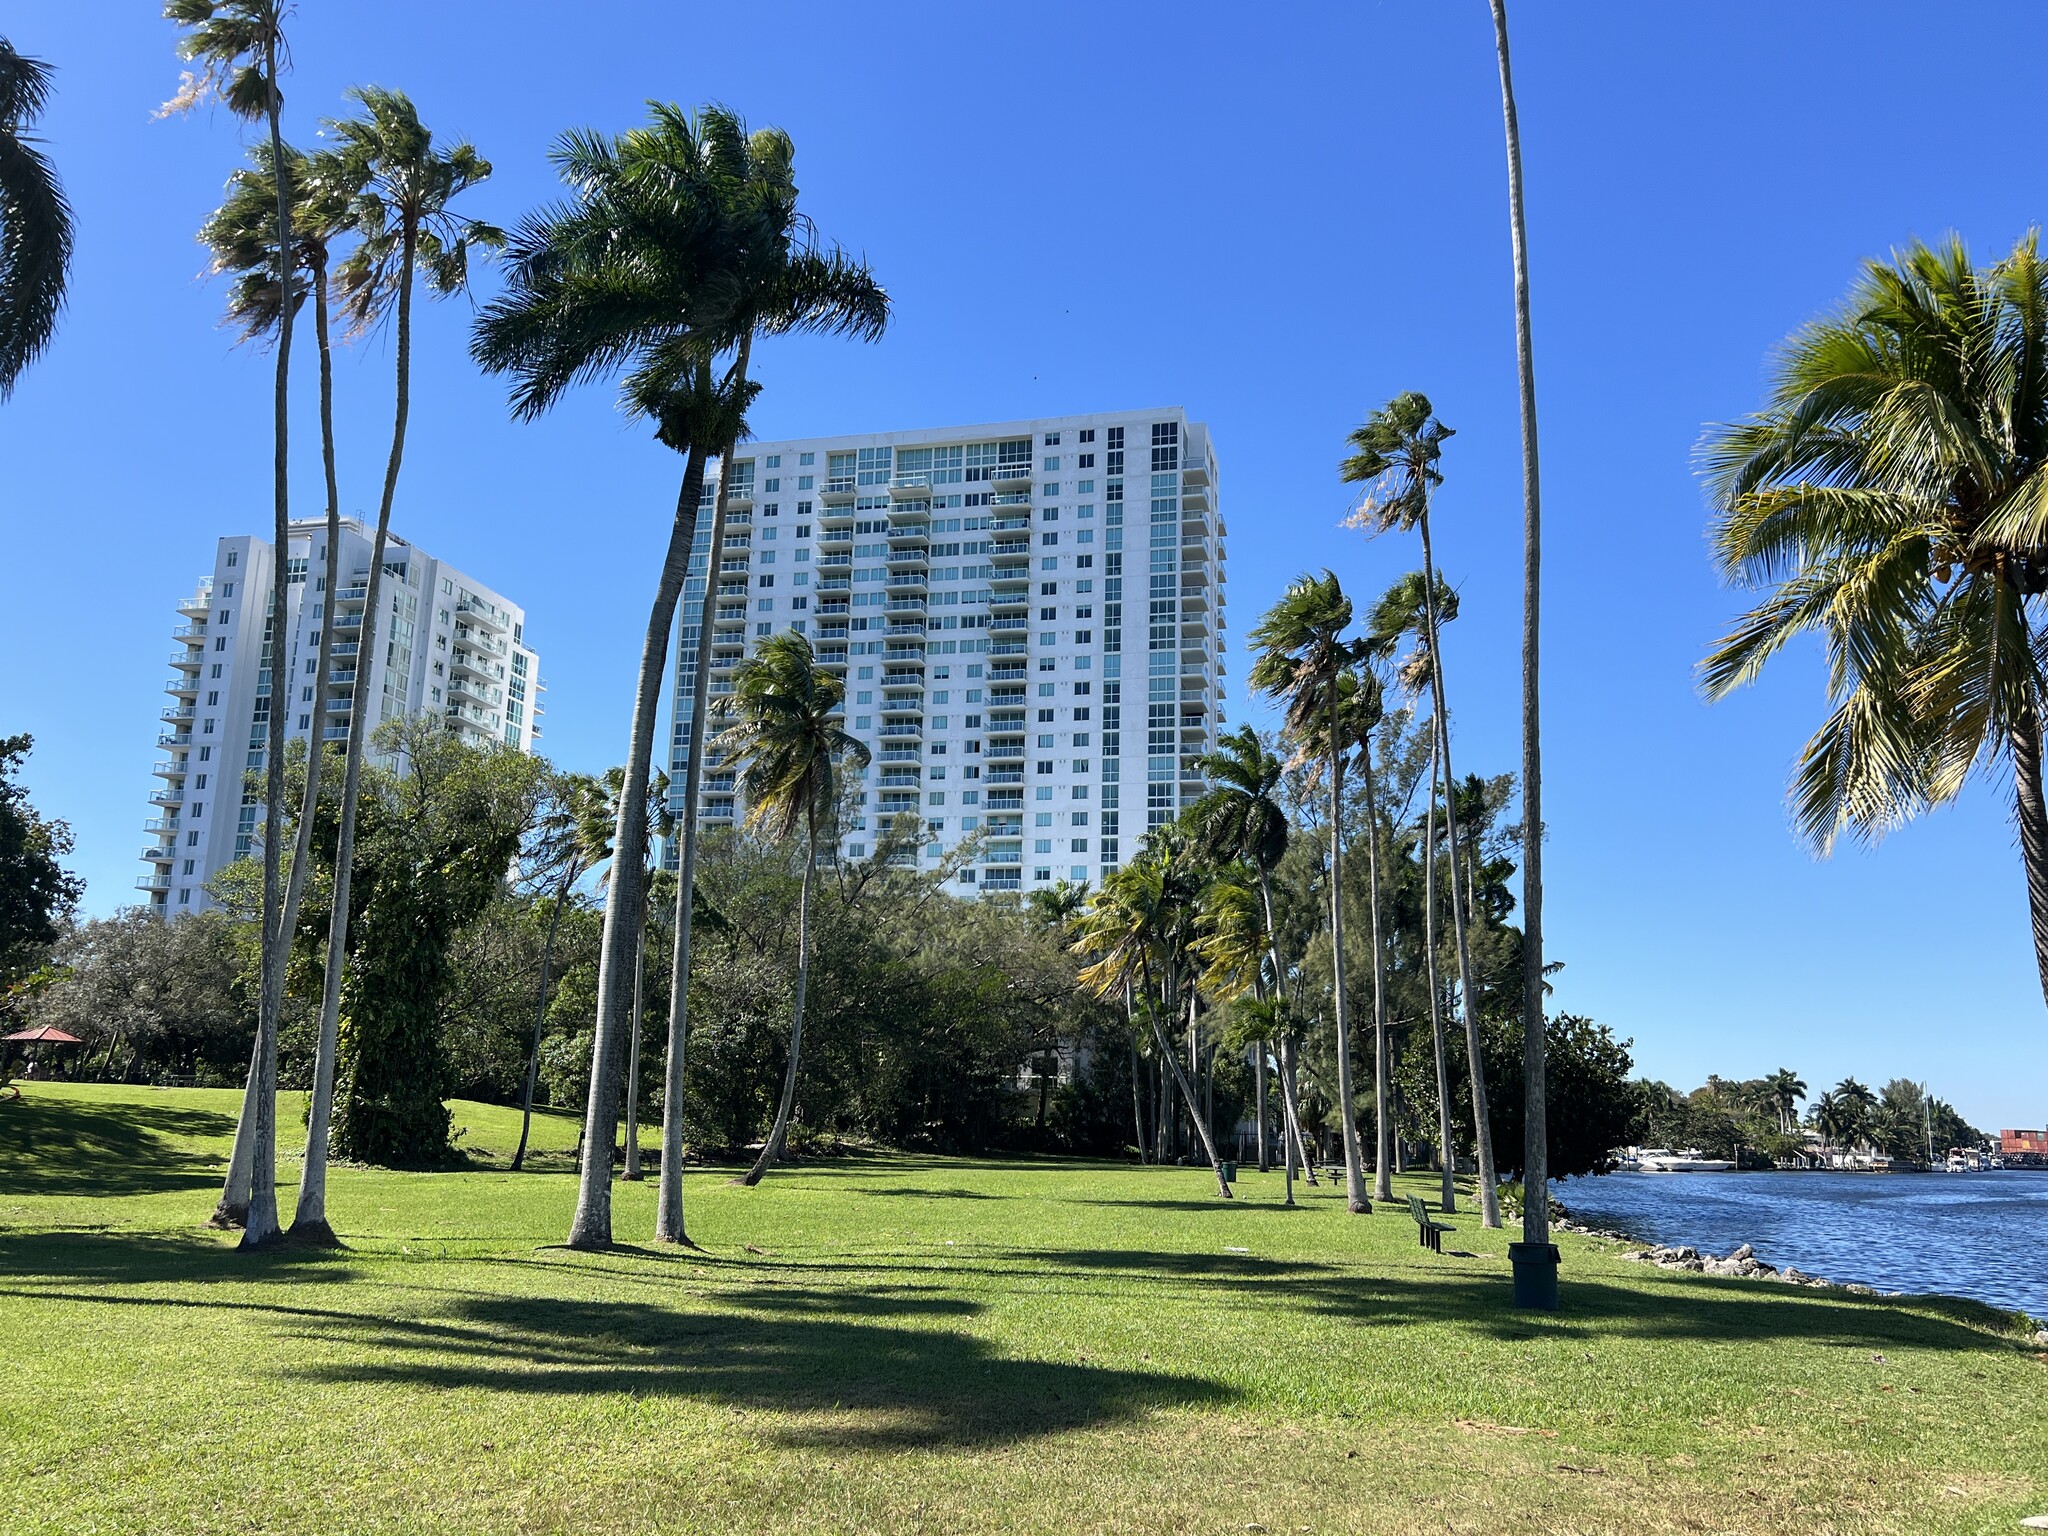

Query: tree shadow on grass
[0,1099,236,1198]
[848,1186,1010,1201]
[0,1228,362,1287]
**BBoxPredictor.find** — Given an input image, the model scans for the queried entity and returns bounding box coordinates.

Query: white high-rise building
[666,408,1224,894]
[142,518,544,912]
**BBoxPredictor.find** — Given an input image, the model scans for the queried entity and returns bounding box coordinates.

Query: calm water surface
[1554,1169,2048,1315]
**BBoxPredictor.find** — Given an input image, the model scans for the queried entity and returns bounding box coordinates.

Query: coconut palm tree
[163,0,295,1248]
[290,87,498,1246]
[0,39,72,399]
[510,770,605,1172]
[472,104,886,1249]
[1703,235,2048,1016]
[711,632,870,1186]
[1489,0,1555,1296]
[1765,1068,1808,1136]
[1346,396,1501,1228]
[1248,572,1372,1213]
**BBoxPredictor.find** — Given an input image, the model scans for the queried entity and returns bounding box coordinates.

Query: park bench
[1406,1195,1451,1254]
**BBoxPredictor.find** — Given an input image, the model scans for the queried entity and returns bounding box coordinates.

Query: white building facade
[667,408,1223,894]
[142,517,543,912]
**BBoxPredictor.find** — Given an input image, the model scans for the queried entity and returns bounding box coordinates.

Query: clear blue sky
[3,2,2043,1129]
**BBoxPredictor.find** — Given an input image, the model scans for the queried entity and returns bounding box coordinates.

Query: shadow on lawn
[0,1098,235,1197]
[0,1228,361,1286]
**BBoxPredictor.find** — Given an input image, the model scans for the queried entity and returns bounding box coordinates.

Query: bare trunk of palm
[290,224,416,1246]
[1326,693,1370,1212]
[656,400,743,1242]
[1492,0,1552,1273]
[621,919,646,1179]
[566,443,710,1248]
[1418,512,1500,1225]
[2010,694,2048,1009]
[211,1033,260,1227]
[1278,1036,1318,1184]
[1124,982,1148,1163]
[1142,964,1231,1198]
[1279,1037,1298,1205]
[1424,735,1456,1213]
[511,861,576,1172]
[740,800,817,1186]
[224,40,295,1249]
[1253,1040,1268,1173]
[1357,745,1394,1202]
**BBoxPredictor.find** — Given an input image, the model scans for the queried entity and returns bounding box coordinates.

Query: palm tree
[1346,396,1501,1227]
[473,104,886,1249]
[290,87,498,1246]
[1489,0,1555,1299]
[711,632,870,1186]
[1248,572,1371,1213]
[1331,666,1394,1200]
[0,39,72,399]
[1765,1068,1807,1136]
[163,0,294,1249]
[510,770,605,1172]
[1702,235,2048,1012]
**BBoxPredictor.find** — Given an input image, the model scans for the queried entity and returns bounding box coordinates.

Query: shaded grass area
[1,1083,2043,1535]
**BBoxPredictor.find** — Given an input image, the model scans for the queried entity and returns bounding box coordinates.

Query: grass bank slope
[1,1083,2042,1535]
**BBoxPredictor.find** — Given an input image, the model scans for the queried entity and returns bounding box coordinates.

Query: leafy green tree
[22,910,247,1081]
[0,38,72,399]
[1469,1012,1636,1183]
[0,735,80,986]
[162,0,295,1248]
[1702,234,2048,1011]
[1248,571,1372,1212]
[712,632,871,1185]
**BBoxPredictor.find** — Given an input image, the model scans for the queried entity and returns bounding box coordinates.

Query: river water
[1554,1169,2048,1316]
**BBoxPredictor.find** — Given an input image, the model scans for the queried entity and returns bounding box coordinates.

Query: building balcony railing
[456,596,511,632]
[168,652,203,672]
[331,612,363,630]
[149,788,186,806]
[878,748,920,763]
[884,622,925,637]
[984,769,1024,785]
[991,466,1033,489]
[157,733,192,750]
[140,844,175,863]
[878,725,922,739]
[172,623,207,641]
[883,647,925,663]
[135,874,174,891]
[990,492,1032,508]
[989,617,1029,632]
[331,585,368,604]
[143,818,178,833]
[176,588,212,616]
[161,704,195,723]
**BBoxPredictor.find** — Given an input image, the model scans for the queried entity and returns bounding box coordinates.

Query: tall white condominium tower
[143,517,543,913]
[667,409,1223,894]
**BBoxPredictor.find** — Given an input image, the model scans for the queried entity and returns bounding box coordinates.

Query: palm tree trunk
[1141,962,1231,1198]
[2009,694,2048,1009]
[1417,512,1501,1226]
[1279,1038,1298,1205]
[511,860,576,1172]
[622,913,646,1180]
[233,31,296,1252]
[1357,743,1394,1202]
[1424,735,1457,1213]
[1253,1040,1269,1173]
[656,394,745,1242]
[740,799,817,1186]
[1124,981,1147,1163]
[1278,1036,1318,1183]
[1326,689,1370,1212]
[1491,0,1552,1273]
[566,445,710,1247]
[291,224,416,1246]
[210,1033,260,1227]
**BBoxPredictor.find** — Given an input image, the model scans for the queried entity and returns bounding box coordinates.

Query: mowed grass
[1,1084,2043,1535]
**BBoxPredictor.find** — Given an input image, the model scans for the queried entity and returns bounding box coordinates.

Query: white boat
[1634,1147,1735,1173]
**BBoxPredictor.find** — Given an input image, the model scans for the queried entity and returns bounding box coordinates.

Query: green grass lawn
[1,1083,2042,1535]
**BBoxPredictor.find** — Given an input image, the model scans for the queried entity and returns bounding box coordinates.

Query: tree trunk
[1492,0,1551,1262]
[1279,1038,1297,1206]
[1124,982,1147,1163]
[1253,1039,1269,1173]
[656,350,749,1242]
[1417,512,1500,1226]
[291,222,416,1247]
[2010,694,2048,1008]
[1423,733,1457,1213]
[511,860,576,1172]
[1326,687,1370,1212]
[565,445,710,1248]
[1358,746,1394,1202]
[1279,1034,1318,1184]
[210,1032,260,1227]
[622,914,646,1180]
[1142,965,1231,1198]
[740,799,816,1186]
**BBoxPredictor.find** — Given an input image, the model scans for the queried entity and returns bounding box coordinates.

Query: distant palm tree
[1766,1068,1808,1136]
[0,39,72,399]
[1490,0,1555,1286]
[292,87,499,1246]
[163,0,294,1250]
[1702,234,2048,1012]
[1346,393,1500,1228]
[1248,572,1372,1213]
[510,770,606,1172]
[712,632,870,1186]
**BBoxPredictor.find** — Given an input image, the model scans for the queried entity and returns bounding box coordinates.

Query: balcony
[991,516,1031,532]
[331,612,363,630]
[878,772,922,788]
[157,732,193,750]
[453,625,509,657]
[149,788,186,806]
[172,623,207,641]
[161,704,196,724]
[890,473,934,500]
[988,665,1026,681]
[989,617,1029,632]
[883,622,925,638]
[330,641,359,659]
[456,595,511,631]
[990,492,1031,509]
[816,625,851,641]
[164,670,201,694]
[151,759,188,782]
[142,818,178,833]
[883,647,926,663]
[820,476,857,503]
[1181,453,1211,488]
[985,768,1024,785]
[992,465,1033,490]
[887,523,930,544]
[878,724,922,739]
[722,479,756,505]
[140,843,175,863]
[985,793,1023,811]
[135,874,174,891]
[322,725,354,741]
[878,748,921,763]
[331,584,368,604]
[886,547,929,568]
[817,554,853,569]
[176,588,212,617]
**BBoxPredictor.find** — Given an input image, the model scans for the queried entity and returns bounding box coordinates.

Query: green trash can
[1221,1160,1237,1183]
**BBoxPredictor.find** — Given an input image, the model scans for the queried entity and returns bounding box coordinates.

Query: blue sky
[3,1,2044,1129]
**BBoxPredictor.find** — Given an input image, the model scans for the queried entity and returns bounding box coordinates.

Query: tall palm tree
[1766,1068,1807,1136]
[0,39,72,399]
[1248,572,1372,1213]
[1346,395,1501,1227]
[472,104,886,1249]
[290,87,498,1245]
[1702,235,2048,1013]
[163,0,294,1249]
[709,632,869,1185]
[510,770,605,1172]
[1329,665,1393,1200]
[1490,0,1555,1297]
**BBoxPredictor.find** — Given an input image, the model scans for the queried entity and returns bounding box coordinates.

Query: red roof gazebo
[3,1026,83,1046]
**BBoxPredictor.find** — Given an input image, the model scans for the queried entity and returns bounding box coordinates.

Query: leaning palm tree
[711,632,870,1186]
[1703,234,2048,1019]
[1346,395,1500,1227]
[472,104,886,1249]
[1490,0,1556,1300]
[290,87,498,1246]
[1247,572,1371,1213]
[163,0,294,1249]
[0,39,72,399]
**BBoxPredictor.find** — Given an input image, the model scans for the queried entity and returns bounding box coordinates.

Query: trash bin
[1221,1160,1237,1183]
